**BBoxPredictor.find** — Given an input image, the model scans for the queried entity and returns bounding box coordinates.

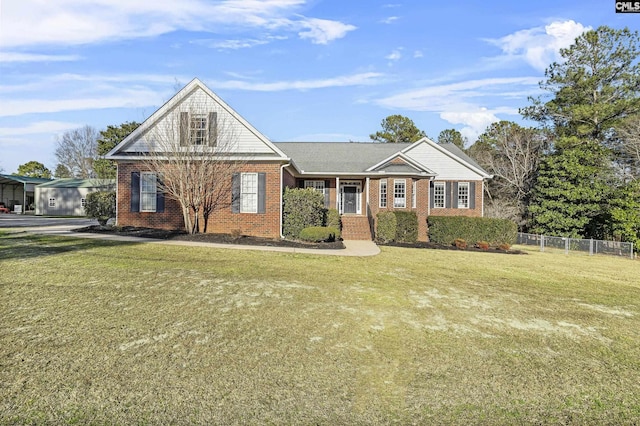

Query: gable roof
[107,78,288,160]
[274,142,434,176]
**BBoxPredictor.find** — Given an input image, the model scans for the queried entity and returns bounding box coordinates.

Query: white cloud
[0,121,82,137]
[0,52,81,63]
[211,72,383,91]
[0,71,384,117]
[413,50,423,58]
[0,0,355,48]
[386,49,402,61]
[380,16,399,24]
[486,20,590,71]
[375,77,540,140]
[297,18,357,44]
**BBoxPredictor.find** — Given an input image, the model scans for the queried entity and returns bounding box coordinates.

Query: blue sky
[0,0,636,174]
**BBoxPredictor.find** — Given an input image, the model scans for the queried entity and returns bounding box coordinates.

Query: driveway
[0,215,98,228]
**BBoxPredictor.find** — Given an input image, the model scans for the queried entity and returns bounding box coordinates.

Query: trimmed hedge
[325,208,341,230]
[427,216,517,246]
[376,211,397,243]
[84,190,116,226]
[282,188,325,239]
[394,211,418,243]
[299,226,341,242]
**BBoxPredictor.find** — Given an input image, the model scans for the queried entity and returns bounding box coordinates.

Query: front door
[343,186,357,214]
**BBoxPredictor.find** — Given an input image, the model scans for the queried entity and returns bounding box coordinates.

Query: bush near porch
[428,216,517,247]
[282,188,325,239]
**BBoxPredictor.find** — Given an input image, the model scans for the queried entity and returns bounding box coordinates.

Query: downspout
[23,183,26,214]
[279,162,290,238]
[365,177,370,211]
[481,179,485,217]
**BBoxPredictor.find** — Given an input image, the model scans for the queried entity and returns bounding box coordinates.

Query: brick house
[107,78,492,241]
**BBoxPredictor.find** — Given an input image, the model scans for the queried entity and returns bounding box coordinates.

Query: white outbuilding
[35,179,115,216]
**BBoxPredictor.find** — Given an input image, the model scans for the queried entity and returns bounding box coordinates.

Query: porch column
[335,177,340,212]
[365,177,370,214]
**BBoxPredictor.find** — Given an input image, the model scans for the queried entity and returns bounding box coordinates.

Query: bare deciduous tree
[469,121,548,227]
[55,125,99,178]
[615,116,640,180]
[141,102,244,234]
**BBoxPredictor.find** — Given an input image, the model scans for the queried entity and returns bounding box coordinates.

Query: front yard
[1,231,639,424]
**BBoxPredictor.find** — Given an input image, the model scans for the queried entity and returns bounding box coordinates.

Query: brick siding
[116,161,283,238]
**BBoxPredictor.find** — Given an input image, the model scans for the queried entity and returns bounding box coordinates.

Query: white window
[241,173,258,213]
[49,198,55,207]
[140,172,157,212]
[412,180,417,209]
[304,180,328,207]
[394,179,406,208]
[190,114,208,145]
[379,179,387,208]
[81,198,86,208]
[458,182,469,209]
[433,182,445,208]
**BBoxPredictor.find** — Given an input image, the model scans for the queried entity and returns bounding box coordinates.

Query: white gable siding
[405,142,484,180]
[123,87,277,155]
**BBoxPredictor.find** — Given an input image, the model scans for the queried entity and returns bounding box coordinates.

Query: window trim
[412,180,417,209]
[433,182,445,209]
[379,179,387,208]
[240,172,258,214]
[189,114,208,145]
[81,198,86,208]
[49,198,56,208]
[140,172,157,212]
[394,179,406,208]
[458,182,470,209]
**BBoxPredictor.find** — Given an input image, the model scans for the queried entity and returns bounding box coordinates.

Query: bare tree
[614,116,640,180]
[55,125,99,178]
[469,121,548,227]
[141,102,244,234]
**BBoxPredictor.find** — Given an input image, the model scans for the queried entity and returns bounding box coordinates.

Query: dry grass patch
[1,232,640,424]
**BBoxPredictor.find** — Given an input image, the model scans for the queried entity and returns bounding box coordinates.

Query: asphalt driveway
[0,214,98,228]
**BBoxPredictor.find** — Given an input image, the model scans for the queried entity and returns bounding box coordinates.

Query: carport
[0,174,53,213]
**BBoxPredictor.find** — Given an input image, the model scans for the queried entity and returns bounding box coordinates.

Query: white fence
[517,233,635,259]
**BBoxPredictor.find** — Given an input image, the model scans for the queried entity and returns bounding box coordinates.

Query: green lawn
[1,231,639,424]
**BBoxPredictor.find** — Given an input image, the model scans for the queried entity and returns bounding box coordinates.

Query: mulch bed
[382,241,526,254]
[73,225,345,250]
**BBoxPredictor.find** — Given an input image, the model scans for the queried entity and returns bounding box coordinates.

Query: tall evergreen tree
[94,122,140,179]
[370,115,426,143]
[528,137,611,238]
[522,26,640,145]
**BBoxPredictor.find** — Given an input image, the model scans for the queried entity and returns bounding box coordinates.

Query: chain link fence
[517,233,635,259]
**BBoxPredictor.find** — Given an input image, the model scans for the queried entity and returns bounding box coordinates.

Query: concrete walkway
[8,225,381,257]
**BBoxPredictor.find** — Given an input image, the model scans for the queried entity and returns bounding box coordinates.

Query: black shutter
[130,172,140,212]
[258,173,266,214]
[469,182,476,209]
[156,174,164,213]
[324,180,330,208]
[453,182,459,208]
[232,173,240,213]
[208,112,218,147]
[429,181,434,208]
[445,182,452,208]
[180,112,189,146]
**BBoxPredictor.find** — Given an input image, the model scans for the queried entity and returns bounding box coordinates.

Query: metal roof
[36,178,116,188]
[0,174,53,185]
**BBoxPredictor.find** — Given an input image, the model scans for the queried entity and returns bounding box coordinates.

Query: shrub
[376,211,397,243]
[395,211,418,243]
[299,226,341,242]
[454,238,467,249]
[325,208,341,230]
[428,216,517,246]
[84,191,116,226]
[282,188,325,239]
[476,241,490,250]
